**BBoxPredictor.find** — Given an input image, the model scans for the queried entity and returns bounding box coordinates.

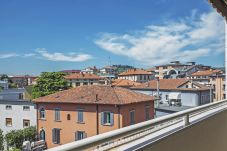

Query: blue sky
[0,0,225,75]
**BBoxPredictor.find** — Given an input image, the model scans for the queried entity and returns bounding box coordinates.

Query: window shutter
[110,112,114,126]
[52,129,56,143]
[101,112,104,125]
[57,129,60,144]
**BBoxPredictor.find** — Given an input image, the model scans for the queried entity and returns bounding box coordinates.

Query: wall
[0,100,37,135]
[134,89,209,107]
[37,103,121,149]
[37,101,154,149]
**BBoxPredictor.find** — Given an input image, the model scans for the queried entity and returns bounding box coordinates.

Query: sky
[0,0,225,75]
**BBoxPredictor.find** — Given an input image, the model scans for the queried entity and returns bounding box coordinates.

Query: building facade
[0,100,37,135]
[131,79,211,107]
[118,69,154,83]
[64,73,103,87]
[33,85,154,149]
[10,75,38,88]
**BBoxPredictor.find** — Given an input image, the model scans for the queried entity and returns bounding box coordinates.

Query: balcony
[46,100,227,151]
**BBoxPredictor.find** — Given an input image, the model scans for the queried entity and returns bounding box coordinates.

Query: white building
[131,79,211,107]
[0,80,8,90]
[0,100,37,135]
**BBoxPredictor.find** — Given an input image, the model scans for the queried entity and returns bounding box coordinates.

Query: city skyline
[0,0,225,75]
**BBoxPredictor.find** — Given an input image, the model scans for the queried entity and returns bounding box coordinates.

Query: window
[19,93,24,99]
[67,114,71,120]
[75,131,87,141]
[130,110,135,125]
[76,82,80,86]
[23,119,30,128]
[166,95,169,100]
[145,105,150,120]
[101,112,114,125]
[77,110,84,123]
[40,129,45,141]
[223,94,226,99]
[39,108,46,119]
[6,118,12,127]
[54,108,61,121]
[83,82,88,85]
[6,105,12,110]
[223,84,226,91]
[163,66,167,69]
[52,128,60,144]
[23,106,30,111]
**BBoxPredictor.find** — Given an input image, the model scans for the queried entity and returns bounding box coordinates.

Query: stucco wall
[0,101,37,135]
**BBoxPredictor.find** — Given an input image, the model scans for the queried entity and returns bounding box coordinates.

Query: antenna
[108,56,111,66]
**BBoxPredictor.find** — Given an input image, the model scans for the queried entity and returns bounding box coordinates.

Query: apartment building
[64,73,103,87]
[0,100,36,135]
[131,78,210,107]
[10,75,38,88]
[189,69,223,85]
[155,61,210,79]
[81,66,98,74]
[33,85,154,148]
[118,69,154,83]
[210,75,226,101]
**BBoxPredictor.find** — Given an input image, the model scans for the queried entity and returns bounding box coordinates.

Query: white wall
[0,101,37,135]
[134,90,209,107]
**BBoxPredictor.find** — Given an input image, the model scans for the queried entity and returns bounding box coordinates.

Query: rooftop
[191,69,222,76]
[33,85,154,105]
[131,78,209,91]
[111,79,141,87]
[64,73,102,80]
[119,69,152,76]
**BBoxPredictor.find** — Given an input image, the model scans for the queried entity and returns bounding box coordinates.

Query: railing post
[183,114,190,126]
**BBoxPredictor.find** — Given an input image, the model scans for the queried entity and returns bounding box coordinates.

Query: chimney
[95,94,98,102]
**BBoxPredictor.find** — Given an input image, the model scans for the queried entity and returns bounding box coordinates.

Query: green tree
[5,126,37,150]
[0,129,4,151]
[32,72,69,99]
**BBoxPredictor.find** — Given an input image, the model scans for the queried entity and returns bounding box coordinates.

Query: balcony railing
[46,99,227,151]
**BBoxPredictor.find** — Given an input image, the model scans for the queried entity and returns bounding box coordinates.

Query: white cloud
[36,48,92,62]
[95,10,225,65]
[0,53,19,59]
[23,53,36,57]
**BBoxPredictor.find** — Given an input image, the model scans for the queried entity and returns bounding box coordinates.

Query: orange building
[33,85,154,149]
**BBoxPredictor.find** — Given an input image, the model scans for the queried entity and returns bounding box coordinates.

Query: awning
[169,92,181,100]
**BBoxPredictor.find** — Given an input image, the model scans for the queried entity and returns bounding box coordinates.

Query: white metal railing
[46,100,227,151]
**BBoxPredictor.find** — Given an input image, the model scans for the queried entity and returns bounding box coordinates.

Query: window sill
[55,120,62,122]
[77,122,85,124]
[6,125,12,127]
[103,123,112,126]
[39,118,46,121]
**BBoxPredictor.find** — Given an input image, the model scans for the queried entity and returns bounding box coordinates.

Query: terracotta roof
[119,69,152,76]
[131,78,209,91]
[191,70,222,76]
[33,85,154,105]
[111,79,141,87]
[60,70,81,73]
[64,73,102,80]
[146,67,156,72]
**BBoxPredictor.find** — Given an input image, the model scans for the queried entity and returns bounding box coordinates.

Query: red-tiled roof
[64,73,102,80]
[111,79,141,87]
[33,85,154,105]
[131,78,209,91]
[119,69,152,76]
[191,70,222,76]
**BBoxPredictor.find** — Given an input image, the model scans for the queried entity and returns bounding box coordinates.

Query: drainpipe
[225,19,227,96]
